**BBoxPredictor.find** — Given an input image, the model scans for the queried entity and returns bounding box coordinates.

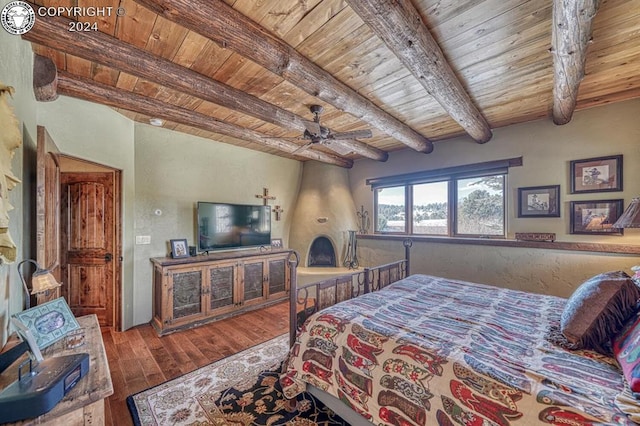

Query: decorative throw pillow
[613,312,640,393]
[560,271,640,354]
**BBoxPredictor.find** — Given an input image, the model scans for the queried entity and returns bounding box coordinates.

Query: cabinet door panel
[243,261,264,302]
[209,265,235,310]
[268,258,286,296]
[172,270,202,319]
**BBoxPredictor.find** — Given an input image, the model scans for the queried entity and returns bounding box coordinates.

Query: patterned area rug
[127,334,346,425]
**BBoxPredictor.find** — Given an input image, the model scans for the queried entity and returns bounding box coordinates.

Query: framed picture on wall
[570,199,624,235]
[570,155,623,193]
[517,185,560,217]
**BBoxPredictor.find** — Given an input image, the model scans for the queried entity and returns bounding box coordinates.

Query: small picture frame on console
[170,239,189,258]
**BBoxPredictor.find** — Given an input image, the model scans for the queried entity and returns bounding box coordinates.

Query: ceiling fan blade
[303,120,322,137]
[330,129,373,140]
[264,135,305,140]
[323,140,356,156]
[292,141,313,155]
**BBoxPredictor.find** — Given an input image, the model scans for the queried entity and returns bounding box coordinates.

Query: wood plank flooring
[102,301,290,426]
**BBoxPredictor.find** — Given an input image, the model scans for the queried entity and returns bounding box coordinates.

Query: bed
[281,270,636,425]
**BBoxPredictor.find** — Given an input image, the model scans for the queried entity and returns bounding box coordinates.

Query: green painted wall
[0,2,38,346]
[133,124,301,325]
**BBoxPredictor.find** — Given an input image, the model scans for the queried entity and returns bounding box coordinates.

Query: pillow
[613,312,640,394]
[560,271,640,354]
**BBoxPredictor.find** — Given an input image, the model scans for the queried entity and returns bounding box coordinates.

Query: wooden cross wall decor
[272,205,284,221]
[255,187,276,206]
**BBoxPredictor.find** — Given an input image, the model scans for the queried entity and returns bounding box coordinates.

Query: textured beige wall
[350,99,640,297]
[133,124,302,325]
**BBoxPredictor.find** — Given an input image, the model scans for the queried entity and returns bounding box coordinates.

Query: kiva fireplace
[307,236,336,267]
[289,161,359,267]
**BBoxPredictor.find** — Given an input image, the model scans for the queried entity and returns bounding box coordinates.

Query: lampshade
[30,269,62,294]
[17,259,61,309]
[613,198,640,228]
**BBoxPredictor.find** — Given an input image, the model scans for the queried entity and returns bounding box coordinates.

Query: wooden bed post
[363,267,371,294]
[288,251,299,347]
[403,238,413,276]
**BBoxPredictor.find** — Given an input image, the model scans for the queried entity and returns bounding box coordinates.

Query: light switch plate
[136,235,151,245]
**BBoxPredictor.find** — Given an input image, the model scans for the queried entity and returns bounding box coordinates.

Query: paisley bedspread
[280,274,633,425]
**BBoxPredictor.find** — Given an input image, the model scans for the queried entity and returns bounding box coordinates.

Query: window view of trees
[457,175,504,235]
[375,174,505,237]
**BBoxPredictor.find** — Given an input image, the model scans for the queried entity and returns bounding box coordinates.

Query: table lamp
[613,198,640,229]
[16,259,61,309]
[612,197,640,279]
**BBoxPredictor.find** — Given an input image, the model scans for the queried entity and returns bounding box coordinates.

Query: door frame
[36,125,122,330]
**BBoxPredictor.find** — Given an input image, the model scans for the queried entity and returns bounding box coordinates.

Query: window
[375,186,406,232]
[413,181,448,235]
[370,158,520,238]
[455,175,504,236]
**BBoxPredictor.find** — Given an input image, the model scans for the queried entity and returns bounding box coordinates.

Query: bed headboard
[287,240,411,347]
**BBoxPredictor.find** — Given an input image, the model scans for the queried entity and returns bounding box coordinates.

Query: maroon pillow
[560,271,640,353]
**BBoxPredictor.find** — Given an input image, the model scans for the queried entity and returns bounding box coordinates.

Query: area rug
[127,334,346,425]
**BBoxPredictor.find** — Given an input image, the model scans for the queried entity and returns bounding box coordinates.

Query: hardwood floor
[101,301,290,426]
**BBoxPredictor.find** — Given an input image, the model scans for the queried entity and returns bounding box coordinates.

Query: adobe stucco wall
[350,99,640,297]
[289,161,359,266]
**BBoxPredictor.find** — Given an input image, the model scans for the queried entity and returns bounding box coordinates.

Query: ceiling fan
[291,105,373,155]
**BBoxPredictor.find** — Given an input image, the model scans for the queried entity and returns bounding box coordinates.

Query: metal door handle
[105,253,113,262]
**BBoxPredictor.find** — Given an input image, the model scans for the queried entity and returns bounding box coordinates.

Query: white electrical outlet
[136,235,151,245]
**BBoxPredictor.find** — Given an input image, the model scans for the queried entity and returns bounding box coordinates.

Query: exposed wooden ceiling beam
[345,0,492,144]
[133,0,434,154]
[53,70,353,168]
[550,0,600,125]
[22,12,385,162]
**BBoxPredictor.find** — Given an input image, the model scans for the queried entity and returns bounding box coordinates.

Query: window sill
[358,234,640,255]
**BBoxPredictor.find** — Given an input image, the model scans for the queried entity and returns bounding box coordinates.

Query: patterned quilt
[280,274,634,425]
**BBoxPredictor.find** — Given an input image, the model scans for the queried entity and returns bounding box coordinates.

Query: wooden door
[36,126,61,305]
[60,172,115,326]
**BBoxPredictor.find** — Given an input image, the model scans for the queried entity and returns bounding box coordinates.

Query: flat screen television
[197,202,271,252]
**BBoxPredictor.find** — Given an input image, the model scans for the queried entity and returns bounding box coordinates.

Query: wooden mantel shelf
[358,234,640,256]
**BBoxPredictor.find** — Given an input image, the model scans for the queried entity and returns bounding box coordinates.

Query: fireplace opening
[308,237,336,267]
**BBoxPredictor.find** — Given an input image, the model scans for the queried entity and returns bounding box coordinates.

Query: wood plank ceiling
[23,0,640,167]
